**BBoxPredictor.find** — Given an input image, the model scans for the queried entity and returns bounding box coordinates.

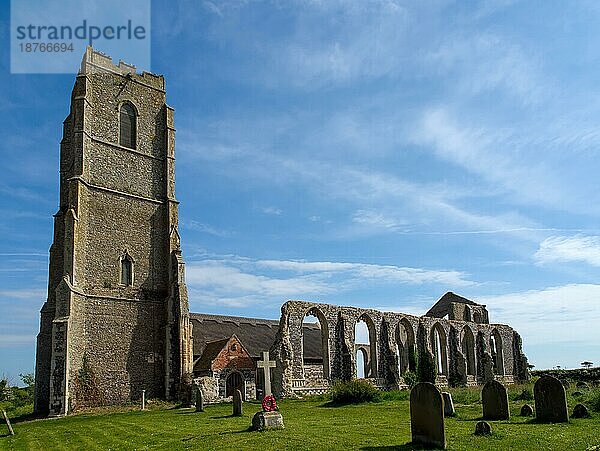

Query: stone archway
[354,314,377,379]
[226,371,244,400]
[461,326,476,376]
[396,318,416,374]
[431,323,448,376]
[490,329,504,376]
[302,307,330,380]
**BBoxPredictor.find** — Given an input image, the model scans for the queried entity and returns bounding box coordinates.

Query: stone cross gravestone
[410,382,446,449]
[482,380,509,420]
[441,392,455,417]
[195,386,204,412]
[534,375,568,423]
[233,389,243,416]
[257,351,277,396]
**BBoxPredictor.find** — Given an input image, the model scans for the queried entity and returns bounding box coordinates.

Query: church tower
[34,47,193,416]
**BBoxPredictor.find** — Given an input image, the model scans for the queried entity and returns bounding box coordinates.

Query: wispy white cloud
[259,206,283,216]
[481,284,600,346]
[429,32,544,103]
[535,235,600,267]
[185,255,474,308]
[181,220,232,237]
[255,258,472,286]
[352,210,406,231]
[411,107,572,214]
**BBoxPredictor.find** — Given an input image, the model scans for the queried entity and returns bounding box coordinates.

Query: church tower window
[119,102,137,149]
[120,252,134,286]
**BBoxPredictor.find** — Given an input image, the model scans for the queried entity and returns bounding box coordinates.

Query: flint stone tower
[34,47,193,416]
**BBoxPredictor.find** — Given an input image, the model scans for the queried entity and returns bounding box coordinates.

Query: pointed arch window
[119,102,137,149]
[120,252,134,286]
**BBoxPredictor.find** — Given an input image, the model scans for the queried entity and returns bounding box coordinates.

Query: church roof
[194,337,230,371]
[190,313,323,360]
[425,291,480,317]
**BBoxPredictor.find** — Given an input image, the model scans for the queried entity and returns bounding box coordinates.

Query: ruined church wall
[271,300,528,397]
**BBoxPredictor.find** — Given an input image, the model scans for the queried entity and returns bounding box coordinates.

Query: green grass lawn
[2,387,600,450]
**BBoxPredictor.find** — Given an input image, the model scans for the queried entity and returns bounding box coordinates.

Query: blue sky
[2,0,600,383]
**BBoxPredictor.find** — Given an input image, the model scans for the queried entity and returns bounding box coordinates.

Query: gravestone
[233,389,243,416]
[482,380,509,420]
[520,404,533,416]
[410,382,446,449]
[257,351,277,396]
[195,387,204,412]
[474,421,492,436]
[534,375,568,423]
[571,403,590,419]
[441,392,455,417]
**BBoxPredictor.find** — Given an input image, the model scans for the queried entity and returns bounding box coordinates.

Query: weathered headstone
[410,382,446,449]
[520,404,534,416]
[572,403,590,419]
[257,351,277,396]
[534,375,568,423]
[2,410,14,436]
[233,389,243,416]
[482,380,509,420]
[195,387,204,412]
[441,392,455,417]
[474,421,492,436]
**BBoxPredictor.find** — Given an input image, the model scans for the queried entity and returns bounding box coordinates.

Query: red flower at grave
[262,395,278,412]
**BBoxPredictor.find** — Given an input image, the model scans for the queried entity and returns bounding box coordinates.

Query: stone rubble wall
[271,300,529,397]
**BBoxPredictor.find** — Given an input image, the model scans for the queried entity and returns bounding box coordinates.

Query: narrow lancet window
[119,102,136,149]
[121,254,133,286]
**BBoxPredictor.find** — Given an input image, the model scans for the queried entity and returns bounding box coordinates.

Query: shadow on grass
[318,400,382,408]
[361,443,432,450]
[181,426,254,442]
[5,412,44,424]
[210,414,245,419]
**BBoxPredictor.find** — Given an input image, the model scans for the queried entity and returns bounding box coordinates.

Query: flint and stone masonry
[270,298,529,397]
[34,47,192,416]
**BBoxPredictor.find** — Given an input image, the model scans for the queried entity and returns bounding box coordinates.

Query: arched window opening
[356,347,368,378]
[354,315,377,379]
[302,308,330,381]
[120,253,133,286]
[431,324,448,376]
[490,329,504,375]
[461,327,476,376]
[119,102,137,149]
[396,319,416,375]
[225,371,245,400]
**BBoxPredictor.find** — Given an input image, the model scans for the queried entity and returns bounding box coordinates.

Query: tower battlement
[79,46,165,90]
